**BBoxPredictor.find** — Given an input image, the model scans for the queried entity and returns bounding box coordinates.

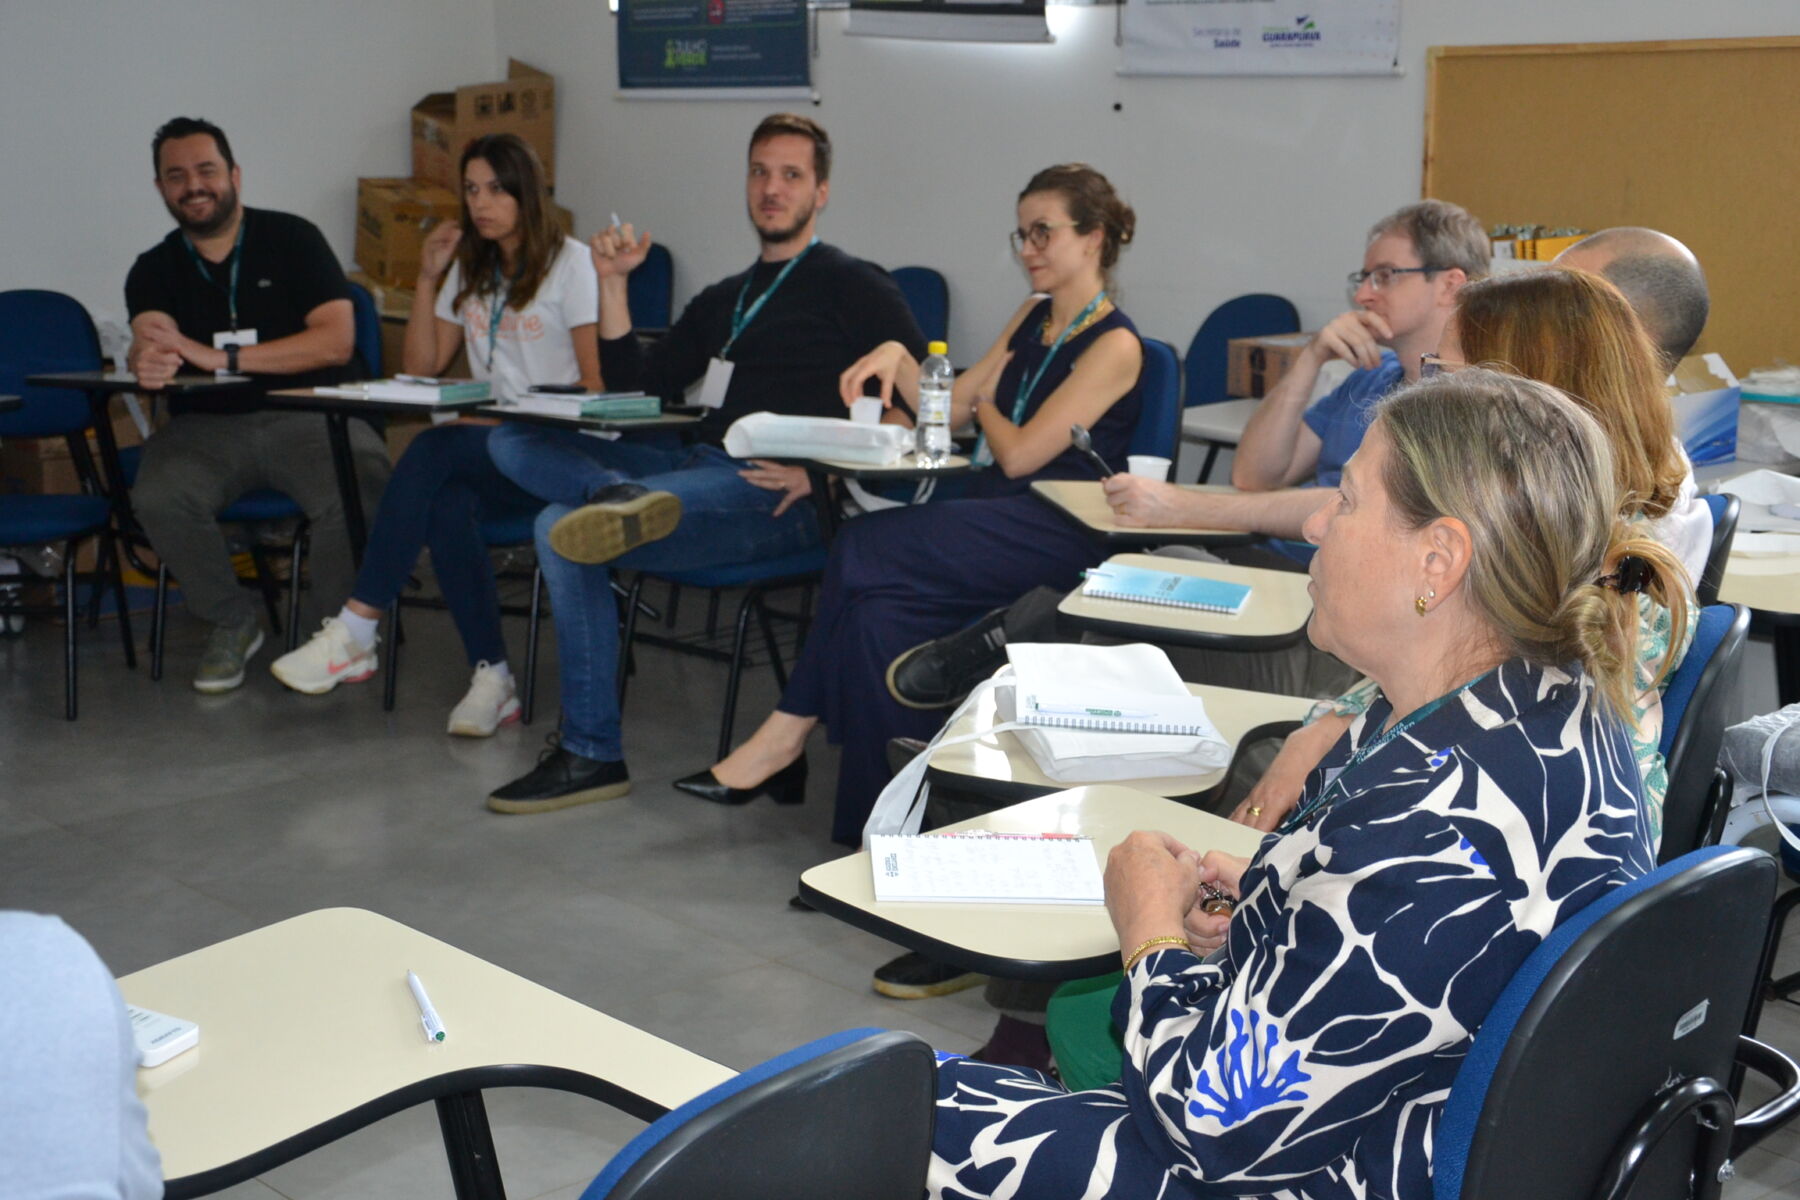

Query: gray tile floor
[3,588,1798,1198]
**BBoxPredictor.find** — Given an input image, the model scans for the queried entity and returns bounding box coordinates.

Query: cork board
[1423,37,1800,372]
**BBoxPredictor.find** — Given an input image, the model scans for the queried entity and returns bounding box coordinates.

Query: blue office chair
[1127,337,1182,463]
[1657,603,1749,863]
[619,546,828,761]
[0,289,139,718]
[628,243,675,335]
[1434,846,1799,1200]
[1182,293,1300,411]
[892,266,950,345]
[579,1028,934,1200]
[147,284,388,680]
[1698,491,1740,606]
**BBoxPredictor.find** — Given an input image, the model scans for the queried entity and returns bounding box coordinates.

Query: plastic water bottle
[917,341,953,465]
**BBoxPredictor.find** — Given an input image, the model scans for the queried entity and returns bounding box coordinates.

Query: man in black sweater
[485,113,925,813]
[125,117,388,693]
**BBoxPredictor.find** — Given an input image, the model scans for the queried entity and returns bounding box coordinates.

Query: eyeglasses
[1009,221,1077,253]
[1346,265,1443,302]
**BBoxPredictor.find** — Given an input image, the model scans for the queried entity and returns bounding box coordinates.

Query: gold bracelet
[1122,935,1190,973]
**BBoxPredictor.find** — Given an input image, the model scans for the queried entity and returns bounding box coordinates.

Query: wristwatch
[225,343,240,374]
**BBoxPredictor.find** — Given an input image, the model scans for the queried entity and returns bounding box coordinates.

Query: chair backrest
[1128,337,1182,460]
[581,1028,935,1200]
[891,266,950,345]
[1659,603,1750,862]
[628,243,675,333]
[1434,845,1777,1200]
[347,281,383,380]
[1697,491,1739,606]
[1182,293,1300,408]
[0,289,104,439]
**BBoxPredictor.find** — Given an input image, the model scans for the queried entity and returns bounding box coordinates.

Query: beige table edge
[1719,550,1800,616]
[800,785,1265,969]
[1058,552,1314,640]
[119,908,733,1181]
[1030,479,1244,539]
[930,680,1314,796]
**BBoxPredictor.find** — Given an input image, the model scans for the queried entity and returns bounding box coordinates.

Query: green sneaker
[194,619,266,694]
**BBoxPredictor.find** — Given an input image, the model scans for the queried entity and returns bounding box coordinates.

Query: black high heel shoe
[674,756,808,806]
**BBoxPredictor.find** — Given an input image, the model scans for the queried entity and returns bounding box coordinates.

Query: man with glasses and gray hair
[1101,198,1488,538]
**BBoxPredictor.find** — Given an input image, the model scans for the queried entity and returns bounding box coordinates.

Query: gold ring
[1248,805,1263,817]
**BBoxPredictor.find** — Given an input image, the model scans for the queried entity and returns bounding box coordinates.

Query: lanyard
[974,290,1106,467]
[483,266,511,373]
[1276,672,1487,835]
[183,220,246,331]
[721,237,817,360]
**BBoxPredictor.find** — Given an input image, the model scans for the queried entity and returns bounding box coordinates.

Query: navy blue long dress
[779,300,1143,844]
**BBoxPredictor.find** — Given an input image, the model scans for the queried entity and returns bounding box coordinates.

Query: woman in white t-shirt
[271,133,599,735]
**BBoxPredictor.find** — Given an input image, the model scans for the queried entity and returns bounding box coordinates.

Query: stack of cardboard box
[354,60,570,294]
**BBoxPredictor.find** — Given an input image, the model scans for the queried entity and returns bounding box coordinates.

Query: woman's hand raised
[419,221,462,286]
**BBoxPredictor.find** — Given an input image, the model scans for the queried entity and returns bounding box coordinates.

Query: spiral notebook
[869,832,1104,904]
[1081,564,1251,615]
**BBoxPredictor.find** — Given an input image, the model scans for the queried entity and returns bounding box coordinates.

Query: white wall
[490,0,1798,362]
[0,0,500,342]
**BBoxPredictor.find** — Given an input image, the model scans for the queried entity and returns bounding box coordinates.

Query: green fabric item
[1046,970,1125,1092]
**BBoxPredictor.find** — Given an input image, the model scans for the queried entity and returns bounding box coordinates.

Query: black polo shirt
[125,207,353,415]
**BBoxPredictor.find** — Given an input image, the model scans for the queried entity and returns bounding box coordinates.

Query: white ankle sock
[336,608,380,650]
[480,660,512,683]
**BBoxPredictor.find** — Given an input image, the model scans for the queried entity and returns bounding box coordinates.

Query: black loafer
[548,483,683,565]
[674,757,807,806]
[488,736,631,814]
[885,607,1010,709]
[872,951,984,999]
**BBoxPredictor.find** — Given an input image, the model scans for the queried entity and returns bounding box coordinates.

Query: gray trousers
[132,411,390,628]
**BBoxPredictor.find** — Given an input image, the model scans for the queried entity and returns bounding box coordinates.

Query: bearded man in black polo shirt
[126,117,389,693]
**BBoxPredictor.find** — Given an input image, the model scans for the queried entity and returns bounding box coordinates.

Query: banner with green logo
[1120,0,1398,76]
[619,0,810,92]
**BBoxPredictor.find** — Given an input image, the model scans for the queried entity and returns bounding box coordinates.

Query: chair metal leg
[706,590,721,638]
[617,576,647,708]
[62,543,78,720]
[754,590,788,691]
[1762,885,1800,1007]
[249,543,284,634]
[665,581,681,628]
[382,601,401,712]
[151,562,168,682]
[1198,443,1221,484]
[105,530,137,670]
[522,567,543,725]
[433,1090,506,1200]
[717,592,757,761]
[285,525,308,652]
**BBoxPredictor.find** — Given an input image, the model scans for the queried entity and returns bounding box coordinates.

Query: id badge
[212,329,259,348]
[697,357,734,409]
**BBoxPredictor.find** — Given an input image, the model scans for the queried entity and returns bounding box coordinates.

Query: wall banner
[846,0,1049,44]
[618,0,811,95]
[1119,0,1399,77]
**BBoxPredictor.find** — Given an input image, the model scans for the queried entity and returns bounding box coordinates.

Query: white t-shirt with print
[434,236,598,402]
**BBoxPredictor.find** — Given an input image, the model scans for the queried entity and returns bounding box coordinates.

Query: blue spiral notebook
[1081,564,1251,615]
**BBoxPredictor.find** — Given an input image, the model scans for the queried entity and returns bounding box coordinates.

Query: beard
[750,196,816,246]
[165,179,241,238]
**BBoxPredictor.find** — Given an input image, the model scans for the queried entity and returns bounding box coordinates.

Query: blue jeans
[489,424,821,762]
[350,422,542,666]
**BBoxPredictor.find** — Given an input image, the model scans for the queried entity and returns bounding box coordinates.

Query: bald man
[1554,227,1710,369]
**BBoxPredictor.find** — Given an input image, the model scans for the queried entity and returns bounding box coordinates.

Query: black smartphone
[528,384,588,395]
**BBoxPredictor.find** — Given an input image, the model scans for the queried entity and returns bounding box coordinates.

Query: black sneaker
[885,607,1010,710]
[872,951,984,999]
[548,483,682,565]
[488,734,631,814]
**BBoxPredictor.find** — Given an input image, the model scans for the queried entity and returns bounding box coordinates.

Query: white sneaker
[447,661,521,737]
[269,617,378,695]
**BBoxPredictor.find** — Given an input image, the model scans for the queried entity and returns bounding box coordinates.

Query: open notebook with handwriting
[868,832,1104,904]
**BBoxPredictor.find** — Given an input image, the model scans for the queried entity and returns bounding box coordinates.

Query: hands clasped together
[1105,831,1250,965]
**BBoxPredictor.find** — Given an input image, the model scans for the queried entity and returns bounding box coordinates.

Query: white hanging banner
[847,0,1049,44]
[1119,0,1400,77]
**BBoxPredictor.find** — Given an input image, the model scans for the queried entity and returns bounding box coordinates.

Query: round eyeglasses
[1009,221,1078,254]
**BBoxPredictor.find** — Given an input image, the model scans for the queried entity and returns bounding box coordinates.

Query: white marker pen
[407,970,447,1042]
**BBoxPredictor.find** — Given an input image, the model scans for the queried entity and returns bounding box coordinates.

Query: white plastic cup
[1127,454,1172,481]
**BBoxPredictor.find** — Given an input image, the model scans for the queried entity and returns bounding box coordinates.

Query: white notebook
[868,832,1104,905]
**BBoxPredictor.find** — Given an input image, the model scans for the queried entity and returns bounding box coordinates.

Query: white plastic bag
[723,413,914,465]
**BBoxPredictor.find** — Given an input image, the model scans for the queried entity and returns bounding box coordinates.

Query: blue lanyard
[974,290,1106,466]
[1277,673,1486,835]
[183,220,246,330]
[721,237,817,360]
[483,266,511,373]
